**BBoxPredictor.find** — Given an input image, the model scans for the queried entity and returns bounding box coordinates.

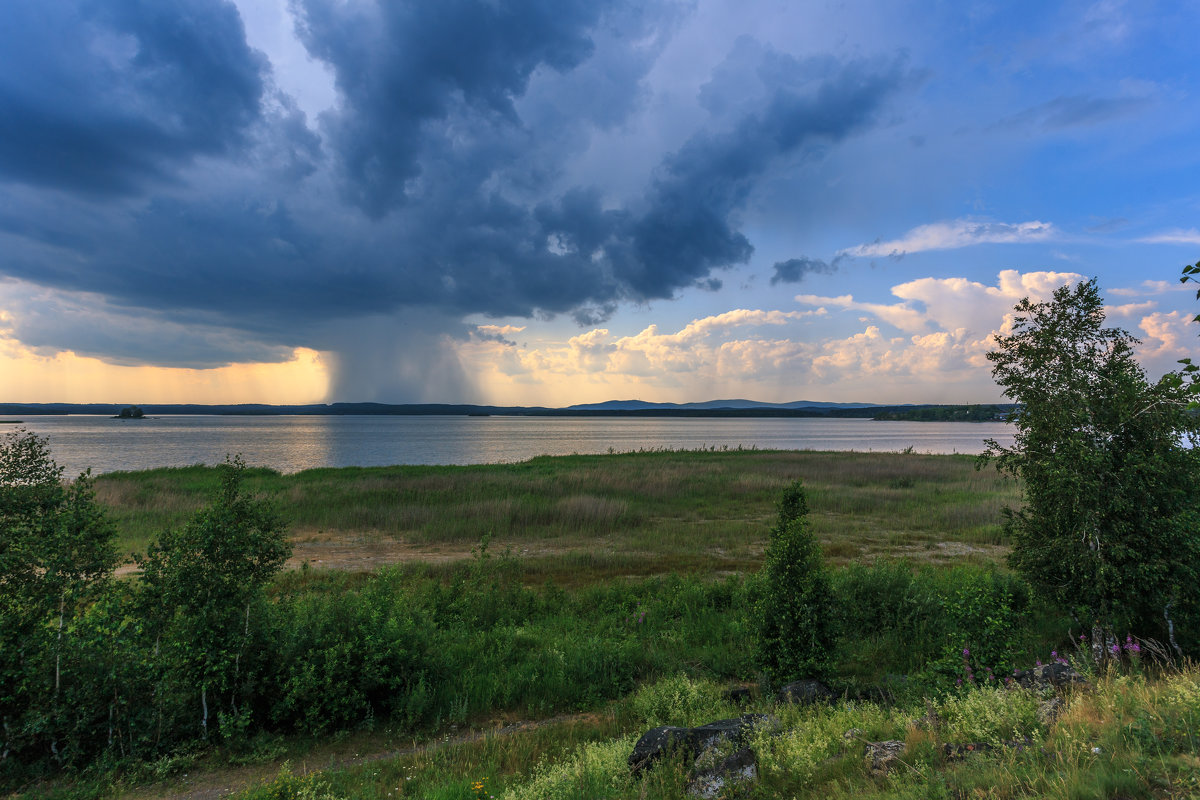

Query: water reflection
[3,415,1016,476]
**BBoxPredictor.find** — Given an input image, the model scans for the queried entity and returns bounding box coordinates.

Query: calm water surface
[1,415,1016,475]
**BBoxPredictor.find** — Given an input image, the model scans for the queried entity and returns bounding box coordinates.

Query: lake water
[0,415,1015,475]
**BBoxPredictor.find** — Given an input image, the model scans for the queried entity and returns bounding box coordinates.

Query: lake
[0,415,1016,476]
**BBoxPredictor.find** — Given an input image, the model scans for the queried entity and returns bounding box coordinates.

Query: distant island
[1,400,1018,421]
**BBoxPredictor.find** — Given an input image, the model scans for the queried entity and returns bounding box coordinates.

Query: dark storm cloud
[769,257,837,286]
[292,0,605,218]
[551,55,907,300]
[0,0,910,395]
[0,0,267,194]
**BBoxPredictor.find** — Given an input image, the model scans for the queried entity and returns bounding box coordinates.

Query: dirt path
[114,533,481,577]
[123,710,604,800]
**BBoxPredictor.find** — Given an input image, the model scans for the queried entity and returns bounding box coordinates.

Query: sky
[1,0,1198,406]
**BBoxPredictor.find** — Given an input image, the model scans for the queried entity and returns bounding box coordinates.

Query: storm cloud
[770,257,837,286]
[0,0,910,399]
[0,0,267,194]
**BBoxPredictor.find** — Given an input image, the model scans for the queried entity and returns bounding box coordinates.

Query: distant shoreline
[0,401,1016,421]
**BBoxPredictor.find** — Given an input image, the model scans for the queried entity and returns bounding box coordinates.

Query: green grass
[95,450,1019,577]
[6,451,1055,800]
[214,667,1200,800]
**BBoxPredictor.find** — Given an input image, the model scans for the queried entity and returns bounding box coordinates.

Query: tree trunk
[1165,601,1183,658]
[55,595,64,692]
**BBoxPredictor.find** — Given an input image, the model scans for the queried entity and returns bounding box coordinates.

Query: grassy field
[95,449,1019,580]
[13,450,1199,800]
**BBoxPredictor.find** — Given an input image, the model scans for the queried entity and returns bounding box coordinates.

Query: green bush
[0,428,116,771]
[627,675,728,727]
[234,764,342,800]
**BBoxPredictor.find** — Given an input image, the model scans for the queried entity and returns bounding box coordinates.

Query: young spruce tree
[753,480,835,681]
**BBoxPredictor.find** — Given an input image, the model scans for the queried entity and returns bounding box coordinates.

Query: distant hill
[566,398,884,411]
[0,400,1013,419]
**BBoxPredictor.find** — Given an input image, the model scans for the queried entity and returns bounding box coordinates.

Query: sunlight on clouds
[1137,311,1195,362]
[799,269,1082,336]
[457,270,1193,406]
[840,219,1056,258]
[793,293,928,332]
[458,308,829,404]
[476,324,527,336]
[1105,301,1156,317]
[0,339,329,404]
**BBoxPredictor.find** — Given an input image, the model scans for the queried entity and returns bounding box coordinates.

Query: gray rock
[864,740,905,774]
[1037,696,1064,725]
[628,726,695,775]
[1011,663,1087,691]
[629,715,774,776]
[691,714,773,750]
[776,679,837,705]
[688,747,757,799]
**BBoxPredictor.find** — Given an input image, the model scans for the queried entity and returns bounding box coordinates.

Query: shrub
[627,675,728,728]
[936,685,1041,746]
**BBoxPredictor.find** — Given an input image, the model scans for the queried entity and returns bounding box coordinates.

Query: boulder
[628,714,775,776]
[776,679,837,705]
[691,715,773,749]
[1011,663,1087,691]
[628,726,695,775]
[864,740,905,774]
[688,747,757,798]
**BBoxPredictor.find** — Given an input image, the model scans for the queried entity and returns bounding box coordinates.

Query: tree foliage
[0,428,116,766]
[753,480,835,681]
[982,279,1200,646]
[137,456,291,741]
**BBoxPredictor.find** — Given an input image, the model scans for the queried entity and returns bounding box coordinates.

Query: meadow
[94,448,1018,580]
[9,450,1198,800]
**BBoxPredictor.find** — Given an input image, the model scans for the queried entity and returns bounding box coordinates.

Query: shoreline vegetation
[5,448,1198,800]
[0,401,1018,421]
